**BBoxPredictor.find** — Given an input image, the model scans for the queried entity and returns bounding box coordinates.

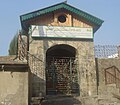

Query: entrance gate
[46,56,79,95]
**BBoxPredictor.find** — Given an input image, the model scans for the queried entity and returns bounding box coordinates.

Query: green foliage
[9,33,18,55]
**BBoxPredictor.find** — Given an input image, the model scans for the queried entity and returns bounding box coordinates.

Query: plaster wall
[0,68,28,105]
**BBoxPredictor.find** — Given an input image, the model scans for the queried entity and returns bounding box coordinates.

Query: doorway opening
[46,44,79,95]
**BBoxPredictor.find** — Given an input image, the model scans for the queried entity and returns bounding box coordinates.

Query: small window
[58,15,66,23]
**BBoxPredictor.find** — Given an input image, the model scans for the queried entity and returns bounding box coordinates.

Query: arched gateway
[46,44,79,95]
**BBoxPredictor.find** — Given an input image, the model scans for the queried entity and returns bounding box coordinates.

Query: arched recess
[46,44,79,95]
[46,44,76,57]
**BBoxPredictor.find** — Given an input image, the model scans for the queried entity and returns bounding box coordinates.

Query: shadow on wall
[31,73,45,97]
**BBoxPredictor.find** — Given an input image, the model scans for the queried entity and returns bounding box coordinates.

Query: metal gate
[46,56,79,95]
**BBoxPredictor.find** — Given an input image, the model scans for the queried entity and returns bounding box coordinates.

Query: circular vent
[58,15,66,23]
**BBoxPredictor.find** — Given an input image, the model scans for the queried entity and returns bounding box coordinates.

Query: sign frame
[31,25,93,39]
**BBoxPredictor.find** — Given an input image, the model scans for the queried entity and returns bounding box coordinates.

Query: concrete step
[41,95,81,105]
[30,95,120,105]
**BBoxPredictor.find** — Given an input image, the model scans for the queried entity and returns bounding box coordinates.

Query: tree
[9,33,18,55]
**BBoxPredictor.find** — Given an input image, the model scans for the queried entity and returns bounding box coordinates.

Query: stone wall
[96,58,120,95]
[0,62,29,105]
[29,38,97,97]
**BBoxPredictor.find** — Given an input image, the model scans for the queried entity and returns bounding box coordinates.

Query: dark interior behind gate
[46,44,79,95]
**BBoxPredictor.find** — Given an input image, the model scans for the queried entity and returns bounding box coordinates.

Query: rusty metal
[94,45,119,58]
[105,66,120,88]
[46,56,79,95]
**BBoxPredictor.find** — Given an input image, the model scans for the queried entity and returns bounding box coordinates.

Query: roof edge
[20,2,104,31]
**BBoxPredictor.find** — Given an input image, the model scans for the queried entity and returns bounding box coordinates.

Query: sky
[0,0,120,56]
